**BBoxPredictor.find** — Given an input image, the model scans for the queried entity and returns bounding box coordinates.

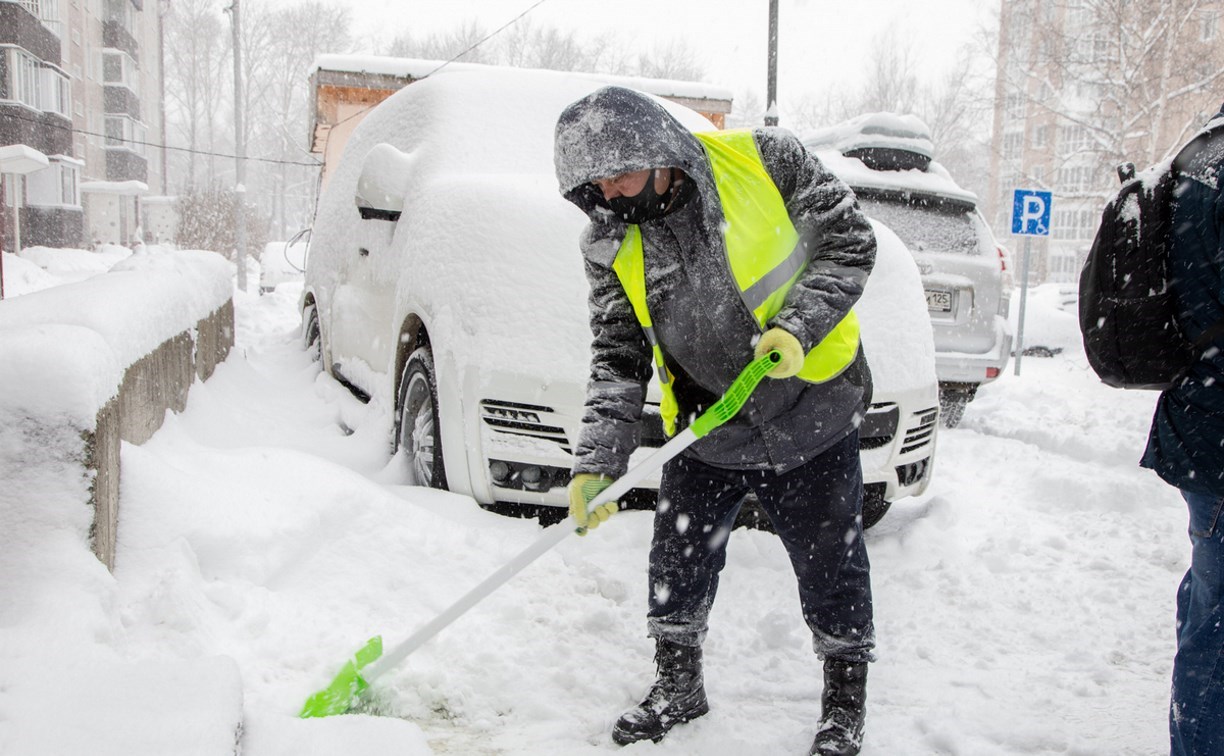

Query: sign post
[1010,189,1052,376]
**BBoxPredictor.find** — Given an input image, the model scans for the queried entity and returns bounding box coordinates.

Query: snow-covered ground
[1,251,1186,755]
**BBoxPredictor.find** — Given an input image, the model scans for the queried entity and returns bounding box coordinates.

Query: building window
[1033,125,1049,148]
[1052,207,1099,240]
[5,0,61,35]
[1005,92,1025,121]
[2,47,70,117]
[102,49,138,90]
[104,0,135,35]
[1056,165,1097,193]
[40,65,70,116]
[1003,131,1025,159]
[105,115,146,154]
[1059,124,1092,155]
[26,157,82,208]
[1065,0,1091,27]
[1204,12,1220,41]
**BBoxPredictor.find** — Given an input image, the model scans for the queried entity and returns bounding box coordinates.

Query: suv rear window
[856,193,980,255]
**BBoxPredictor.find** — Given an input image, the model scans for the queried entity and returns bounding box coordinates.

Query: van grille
[900,408,939,455]
[480,400,570,452]
[860,403,899,450]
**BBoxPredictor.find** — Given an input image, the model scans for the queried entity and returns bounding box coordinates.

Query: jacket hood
[554,86,707,217]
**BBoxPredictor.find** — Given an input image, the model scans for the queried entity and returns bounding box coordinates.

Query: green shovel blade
[299,635,384,718]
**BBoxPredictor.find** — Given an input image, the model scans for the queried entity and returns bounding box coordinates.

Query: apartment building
[1,0,164,252]
[989,0,1223,284]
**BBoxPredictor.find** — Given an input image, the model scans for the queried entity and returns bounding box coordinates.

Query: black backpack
[1078,123,1224,390]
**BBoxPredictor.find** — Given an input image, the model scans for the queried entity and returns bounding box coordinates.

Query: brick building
[1,0,165,252]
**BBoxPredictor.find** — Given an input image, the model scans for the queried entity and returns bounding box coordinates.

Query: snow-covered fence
[0,250,234,571]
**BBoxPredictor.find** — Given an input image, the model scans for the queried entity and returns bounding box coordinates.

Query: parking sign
[1011,189,1052,236]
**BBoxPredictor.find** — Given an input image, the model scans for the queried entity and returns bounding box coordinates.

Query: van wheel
[302,305,321,362]
[861,486,892,529]
[938,384,977,428]
[397,347,448,490]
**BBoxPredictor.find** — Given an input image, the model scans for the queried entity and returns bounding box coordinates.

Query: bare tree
[1001,0,1224,192]
[634,39,706,82]
[785,23,994,199]
[385,20,701,82]
[245,1,354,237]
[163,0,230,189]
[386,19,497,64]
[857,27,920,115]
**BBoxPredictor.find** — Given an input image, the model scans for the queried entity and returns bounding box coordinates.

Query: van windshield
[857,195,980,255]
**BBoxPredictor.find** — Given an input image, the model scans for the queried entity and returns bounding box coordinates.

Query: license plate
[925,289,953,312]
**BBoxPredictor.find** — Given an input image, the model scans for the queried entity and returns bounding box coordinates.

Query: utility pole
[158,0,169,196]
[227,0,247,291]
[765,0,779,126]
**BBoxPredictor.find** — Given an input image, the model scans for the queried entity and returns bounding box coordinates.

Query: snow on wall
[0,249,233,423]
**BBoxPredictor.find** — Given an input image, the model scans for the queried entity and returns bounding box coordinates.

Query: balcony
[0,2,62,63]
[103,85,141,118]
[102,19,139,62]
[0,103,72,156]
[106,148,147,183]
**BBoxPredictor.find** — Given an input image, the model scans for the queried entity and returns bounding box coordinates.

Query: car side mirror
[355,143,414,221]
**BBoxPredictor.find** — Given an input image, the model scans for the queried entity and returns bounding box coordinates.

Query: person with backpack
[553,86,877,755]
[1139,101,1224,756]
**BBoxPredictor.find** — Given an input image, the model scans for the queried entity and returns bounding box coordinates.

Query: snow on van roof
[813,148,979,204]
[802,112,934,158]
[801,112,977,204]
[310,54,734,105]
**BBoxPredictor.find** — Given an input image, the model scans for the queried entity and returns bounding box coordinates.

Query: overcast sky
[339,0,1002,122]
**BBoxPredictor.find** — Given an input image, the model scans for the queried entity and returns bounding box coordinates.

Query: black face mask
[607,169,675,224]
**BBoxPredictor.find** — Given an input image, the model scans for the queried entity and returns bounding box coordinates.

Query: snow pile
[0,249,243,755]
[6,245,132,292]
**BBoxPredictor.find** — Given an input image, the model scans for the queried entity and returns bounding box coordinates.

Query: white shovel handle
[362,427,699,684]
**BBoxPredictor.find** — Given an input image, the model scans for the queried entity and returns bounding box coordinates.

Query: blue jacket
[1142,104,1224,496]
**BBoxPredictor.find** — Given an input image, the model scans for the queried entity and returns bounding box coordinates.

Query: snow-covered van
[803,113,1013,427]
[302,66,938,528]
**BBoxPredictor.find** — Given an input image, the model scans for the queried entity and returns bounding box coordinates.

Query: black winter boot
[810,659,867,756]
[611,639,709,745]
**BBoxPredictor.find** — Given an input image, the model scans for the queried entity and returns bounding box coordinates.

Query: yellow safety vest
[611,129,860,436]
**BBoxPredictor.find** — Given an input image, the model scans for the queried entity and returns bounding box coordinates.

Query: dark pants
[646,431,875,663]
[1171,490,1224,756]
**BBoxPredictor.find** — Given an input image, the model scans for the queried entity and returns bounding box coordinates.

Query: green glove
[568,473,618,535]
[755,327,804,378]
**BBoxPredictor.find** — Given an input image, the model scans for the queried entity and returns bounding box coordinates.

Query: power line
[4,109,322,167]
[419,0,551,79]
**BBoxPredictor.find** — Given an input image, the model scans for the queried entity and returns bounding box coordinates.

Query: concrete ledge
[85,301,233,569]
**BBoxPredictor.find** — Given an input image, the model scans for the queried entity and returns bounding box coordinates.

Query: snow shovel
[299,350,782,718]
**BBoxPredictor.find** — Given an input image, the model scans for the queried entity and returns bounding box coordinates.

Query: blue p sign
[1012,189,1052,236]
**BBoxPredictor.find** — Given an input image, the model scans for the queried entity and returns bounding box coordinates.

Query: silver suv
[803,113,1012,427]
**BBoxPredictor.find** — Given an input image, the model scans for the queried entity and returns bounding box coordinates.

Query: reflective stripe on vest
[612,129,860,436]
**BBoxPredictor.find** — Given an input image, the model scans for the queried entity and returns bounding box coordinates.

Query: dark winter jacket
[1142,103,1224,496]
[553,86,877,478]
